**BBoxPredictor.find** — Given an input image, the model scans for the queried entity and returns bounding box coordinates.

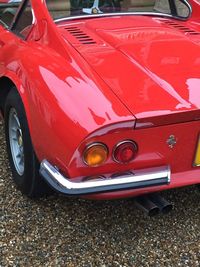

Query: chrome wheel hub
[8,108,24,176]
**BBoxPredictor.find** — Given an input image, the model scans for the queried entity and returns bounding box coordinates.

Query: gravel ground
[1,122,200,266]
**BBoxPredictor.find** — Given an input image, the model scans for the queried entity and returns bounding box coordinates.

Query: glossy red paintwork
[1,0,200,199]
[59,16,200,127]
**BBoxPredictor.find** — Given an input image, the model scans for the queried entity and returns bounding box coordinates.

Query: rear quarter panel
[6,40,134,176]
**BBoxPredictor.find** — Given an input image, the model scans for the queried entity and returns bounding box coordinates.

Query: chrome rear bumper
[40,160,170,196]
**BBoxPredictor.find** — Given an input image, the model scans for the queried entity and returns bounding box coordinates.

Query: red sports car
[0,0,200,210]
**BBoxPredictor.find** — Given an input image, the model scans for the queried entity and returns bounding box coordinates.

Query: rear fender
[0,71,33,135]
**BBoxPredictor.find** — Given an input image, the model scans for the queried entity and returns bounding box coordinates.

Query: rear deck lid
[59,16,200,127]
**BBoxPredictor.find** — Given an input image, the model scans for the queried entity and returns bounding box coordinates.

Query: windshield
[45,0,191,21]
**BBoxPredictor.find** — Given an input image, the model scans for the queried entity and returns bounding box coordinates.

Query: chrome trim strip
[40,160,171,195]
[55,13,178,23]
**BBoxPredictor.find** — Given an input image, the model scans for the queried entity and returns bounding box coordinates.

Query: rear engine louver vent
[65,26,96,44]
[163,20,200,35]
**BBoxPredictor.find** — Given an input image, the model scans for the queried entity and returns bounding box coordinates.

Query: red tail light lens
[113,140,138,164]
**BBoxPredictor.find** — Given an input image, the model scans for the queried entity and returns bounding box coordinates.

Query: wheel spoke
[13,113,20,128]
[9,108,25,176]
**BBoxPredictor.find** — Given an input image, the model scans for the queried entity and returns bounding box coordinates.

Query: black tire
[4,88,52,198]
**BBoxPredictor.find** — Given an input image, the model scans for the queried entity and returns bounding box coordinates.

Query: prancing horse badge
[167,135,177,148]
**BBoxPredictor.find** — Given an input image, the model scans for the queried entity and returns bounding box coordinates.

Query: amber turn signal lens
[83,143,108,167]
[113,140,138,164]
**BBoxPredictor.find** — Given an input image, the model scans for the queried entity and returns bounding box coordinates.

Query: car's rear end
[39,0,200,199]
[40,112,200,199]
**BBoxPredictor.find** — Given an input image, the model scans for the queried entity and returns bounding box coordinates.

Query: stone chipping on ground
[1,122,200,266]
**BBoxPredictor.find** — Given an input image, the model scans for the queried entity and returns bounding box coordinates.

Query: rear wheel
[4,88,52,198]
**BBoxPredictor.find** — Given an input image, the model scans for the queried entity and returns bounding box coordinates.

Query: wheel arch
[0,76,16,115]
[0,74,33,139]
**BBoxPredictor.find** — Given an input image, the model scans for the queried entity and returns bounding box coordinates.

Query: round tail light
[113,140,138,164]
[83,143,108,167]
